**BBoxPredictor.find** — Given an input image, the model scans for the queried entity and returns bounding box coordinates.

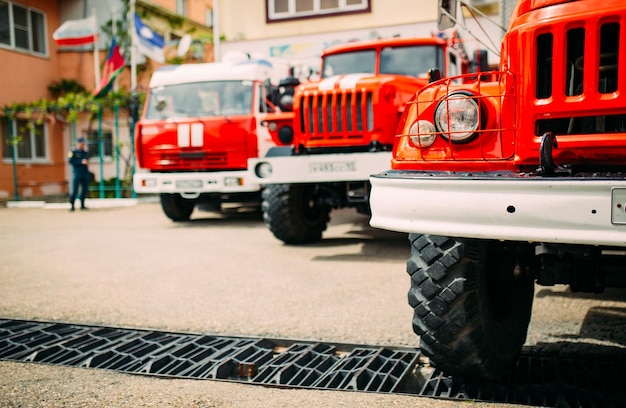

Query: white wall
[220,15,504,80]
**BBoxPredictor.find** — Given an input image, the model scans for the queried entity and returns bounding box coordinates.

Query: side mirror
[428,68,443,83]
[438,0,457,31]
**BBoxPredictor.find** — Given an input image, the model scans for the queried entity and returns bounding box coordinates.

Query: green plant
[89,177,133,198]
[2,86,145,124]
[48,79,88,98]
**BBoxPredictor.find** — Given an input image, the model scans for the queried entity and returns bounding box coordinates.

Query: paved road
[0,201,624,407]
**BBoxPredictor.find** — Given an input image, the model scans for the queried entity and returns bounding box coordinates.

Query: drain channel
[0,319,419,393]
[1,318,626,407]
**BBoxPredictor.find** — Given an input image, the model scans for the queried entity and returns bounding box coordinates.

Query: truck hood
[302,73,430,92]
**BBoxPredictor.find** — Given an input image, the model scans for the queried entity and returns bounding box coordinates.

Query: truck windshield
[322,50,376,78]
[380,45,443,78]
[145,80,254,119]
[321,45,444,79]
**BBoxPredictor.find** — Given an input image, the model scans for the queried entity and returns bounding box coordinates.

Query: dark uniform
[68,138,90,211]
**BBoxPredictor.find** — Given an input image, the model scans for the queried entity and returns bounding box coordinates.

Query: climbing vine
[0,87,144,126]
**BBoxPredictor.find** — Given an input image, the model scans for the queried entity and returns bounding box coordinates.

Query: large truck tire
[160,193,195,222]
[262,184,331,245]
[407,234,535,380]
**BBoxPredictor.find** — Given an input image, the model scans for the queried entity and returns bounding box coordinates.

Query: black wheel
[355,202,371,216]
[407,234,535,379]
[160,193,195,221]
[262,184,331,244]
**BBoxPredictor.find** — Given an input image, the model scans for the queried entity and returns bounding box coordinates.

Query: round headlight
[255,162,273,178]
[279,94,294,111]
[409,120,436,148]
[434,93,479,142]
[278,125,294,145]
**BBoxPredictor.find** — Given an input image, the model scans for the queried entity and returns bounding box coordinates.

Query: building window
[176,0,187,16]
[205,8,213,27]
[85,130,113,158]
[1,119,48,161]
[0,0,47,55]
[267,0,369,22]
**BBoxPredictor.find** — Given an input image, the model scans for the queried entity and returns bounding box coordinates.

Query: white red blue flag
[53,15,97,46]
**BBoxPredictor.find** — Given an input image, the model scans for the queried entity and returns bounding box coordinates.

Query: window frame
[266,0,370,23]
[0,0,48,57]
[1,118,49,163]
[85,130,114,160]
[205,7,213,27]
[176,0,188,17]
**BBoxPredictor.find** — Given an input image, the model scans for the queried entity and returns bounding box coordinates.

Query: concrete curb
[7,198,141,209]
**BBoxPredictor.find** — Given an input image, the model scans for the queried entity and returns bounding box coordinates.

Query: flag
[94,39,126,98]
[134,13,165,64]
[53,15,97,46]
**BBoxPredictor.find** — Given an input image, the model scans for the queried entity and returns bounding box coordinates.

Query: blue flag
[134,13,165,63]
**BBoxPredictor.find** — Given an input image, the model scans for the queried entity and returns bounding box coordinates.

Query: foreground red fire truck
[133,59,291,221]
[249,36,484,244]
[370,0,626,379]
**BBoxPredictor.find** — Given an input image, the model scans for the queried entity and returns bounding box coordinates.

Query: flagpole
[129,0,138,198]
[92,8,100,88]
[111,4,119,92]
[213,0,220,62]
[130,0,137,92]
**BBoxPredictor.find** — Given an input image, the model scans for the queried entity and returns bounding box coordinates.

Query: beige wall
[148,0,213,25]
[216,0,445,78]
[218,0,438,42]
[217,0,503,78]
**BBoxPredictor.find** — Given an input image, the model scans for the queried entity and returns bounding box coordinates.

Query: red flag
[53,16,97,46]
[94,39,126,98]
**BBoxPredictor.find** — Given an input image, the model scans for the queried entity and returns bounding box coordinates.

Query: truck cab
[133,58,289,221]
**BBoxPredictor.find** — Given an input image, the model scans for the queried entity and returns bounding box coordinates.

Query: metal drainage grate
[0,319,419,393]
[2,318,626,407]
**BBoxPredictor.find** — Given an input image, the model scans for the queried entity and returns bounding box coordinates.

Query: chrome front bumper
[369,171,626,247]
[133,170,260,194]
[248,152,392,184]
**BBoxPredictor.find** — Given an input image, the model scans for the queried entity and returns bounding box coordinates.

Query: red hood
[300,73,429,93]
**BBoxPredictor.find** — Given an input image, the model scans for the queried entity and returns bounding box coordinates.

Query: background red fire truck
[249,35,488,244]
[133,57,291,221]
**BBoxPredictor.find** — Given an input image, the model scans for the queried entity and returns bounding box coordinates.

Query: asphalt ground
[1,199,625,407]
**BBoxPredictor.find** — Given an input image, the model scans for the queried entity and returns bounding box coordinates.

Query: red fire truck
[370,0,626,379]
[249,35,483,244]
[133,58,291,221]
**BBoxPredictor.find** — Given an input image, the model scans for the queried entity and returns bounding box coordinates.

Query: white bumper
[133,170,261,194]
[369,171,626,247]
[248,152,392,184]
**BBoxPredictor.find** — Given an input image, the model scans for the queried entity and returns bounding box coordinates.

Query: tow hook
[538,132,571,176]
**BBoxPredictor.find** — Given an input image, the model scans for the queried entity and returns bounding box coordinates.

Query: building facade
[217,0,502,79]
[0,0,214,201]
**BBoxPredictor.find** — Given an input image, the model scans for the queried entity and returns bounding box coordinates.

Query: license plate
[176,180,203,189]
[309,161,356,174]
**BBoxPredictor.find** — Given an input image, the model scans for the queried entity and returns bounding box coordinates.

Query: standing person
[68,137,90,211]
